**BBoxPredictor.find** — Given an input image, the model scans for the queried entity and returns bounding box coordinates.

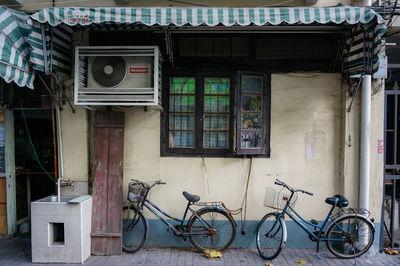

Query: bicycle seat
[325,194,349,208]
[183,191,200,203]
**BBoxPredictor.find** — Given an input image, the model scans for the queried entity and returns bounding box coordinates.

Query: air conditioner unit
[74,46,161,106]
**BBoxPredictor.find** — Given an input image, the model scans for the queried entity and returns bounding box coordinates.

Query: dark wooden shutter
[91,111,124,255]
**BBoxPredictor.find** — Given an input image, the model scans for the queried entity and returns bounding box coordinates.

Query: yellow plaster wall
[122,73,343,221]
[60,106,89,182]
[58,70,384,222]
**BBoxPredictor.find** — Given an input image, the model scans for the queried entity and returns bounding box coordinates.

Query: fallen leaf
[295,259,306,264]
[203,249,223,259]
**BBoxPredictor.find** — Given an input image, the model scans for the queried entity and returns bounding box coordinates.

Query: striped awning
[30,6,387,76]
[0,6,386,89]
[32,6,383,27]
[0,7,35,89]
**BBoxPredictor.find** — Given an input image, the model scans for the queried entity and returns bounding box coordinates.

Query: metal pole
[4,109,16,235]
[360,74,371,211]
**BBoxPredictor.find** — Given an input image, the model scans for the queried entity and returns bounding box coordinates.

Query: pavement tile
[1,238,400,266]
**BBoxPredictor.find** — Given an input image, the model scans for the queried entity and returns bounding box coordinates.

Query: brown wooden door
[91,111,124,255]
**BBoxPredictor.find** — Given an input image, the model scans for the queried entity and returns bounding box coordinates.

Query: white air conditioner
[74,46,162,106]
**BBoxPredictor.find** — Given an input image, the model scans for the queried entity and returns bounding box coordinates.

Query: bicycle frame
[275,191,346,243]
[128,192,215,237]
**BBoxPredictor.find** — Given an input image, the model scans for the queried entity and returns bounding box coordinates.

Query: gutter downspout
[359,0,372,212]
[359,74,371,211]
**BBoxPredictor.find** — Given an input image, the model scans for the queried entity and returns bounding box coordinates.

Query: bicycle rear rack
[332,207,371,220]
[193,201,223,207]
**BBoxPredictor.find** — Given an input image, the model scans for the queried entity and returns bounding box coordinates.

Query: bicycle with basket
[122,179,236,253]
[256,179,375,260]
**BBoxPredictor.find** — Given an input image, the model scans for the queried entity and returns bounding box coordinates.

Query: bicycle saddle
[183,191,200,203]
[325,194,349,208]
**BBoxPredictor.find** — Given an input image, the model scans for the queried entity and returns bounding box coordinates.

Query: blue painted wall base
[137,219,381,251]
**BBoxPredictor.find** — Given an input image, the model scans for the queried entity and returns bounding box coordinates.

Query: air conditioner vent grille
[91,56,126,88]
[74,46,162,106]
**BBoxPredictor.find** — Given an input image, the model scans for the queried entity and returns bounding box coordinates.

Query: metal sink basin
[35,195,75,203]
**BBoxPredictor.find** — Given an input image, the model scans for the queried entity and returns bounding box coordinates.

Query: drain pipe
[56,92,64,202]
[359,75,371,211]
[358,0,372,213]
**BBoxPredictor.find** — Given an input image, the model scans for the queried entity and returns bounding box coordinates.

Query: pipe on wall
[359,74,371,211]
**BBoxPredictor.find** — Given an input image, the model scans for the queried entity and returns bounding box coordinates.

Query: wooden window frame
[236,71,270,156]
[161,70,270,157]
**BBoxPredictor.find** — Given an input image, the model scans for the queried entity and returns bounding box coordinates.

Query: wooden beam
[4,110,16,235]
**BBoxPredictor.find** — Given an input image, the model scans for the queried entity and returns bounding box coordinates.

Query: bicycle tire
[188,209,236,251]
[256,212,285,260]
[325,214,375,259]
[122,205,147,253]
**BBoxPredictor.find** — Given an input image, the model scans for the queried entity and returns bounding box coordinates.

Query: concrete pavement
[1,237,400,265]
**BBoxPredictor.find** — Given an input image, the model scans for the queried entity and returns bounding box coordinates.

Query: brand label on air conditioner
[129,68,149,74]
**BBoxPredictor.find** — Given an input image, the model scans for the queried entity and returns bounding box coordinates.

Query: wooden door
[91,111,124,255]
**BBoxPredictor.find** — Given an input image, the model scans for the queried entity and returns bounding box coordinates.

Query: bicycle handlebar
[275,179,313,196]
[130,179,167,189]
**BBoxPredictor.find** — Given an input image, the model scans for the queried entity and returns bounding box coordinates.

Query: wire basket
[264,187,298,210]
[127,182,147,203]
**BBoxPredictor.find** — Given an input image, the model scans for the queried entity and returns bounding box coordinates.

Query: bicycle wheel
[188,209,236,251]
[326,215,375,258]
[122,205,147,253]
[256,213,285,260]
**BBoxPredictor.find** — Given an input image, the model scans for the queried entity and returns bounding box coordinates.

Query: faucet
[57,177,63,202]
[57,178,74,202]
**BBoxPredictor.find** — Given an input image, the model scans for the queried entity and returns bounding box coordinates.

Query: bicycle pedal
[315,253,323,260]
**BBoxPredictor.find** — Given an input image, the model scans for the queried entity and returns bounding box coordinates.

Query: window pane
[204,132,228,148]
[204,96,229,112]
[203,77,230,149]
[204,78,230,94]
[169,132,195,148]
[241,114,262,130]
[170,78,195,94]
[169,96,195,112]
[169,114,195,130]
[169,77,196,149]
[204,114,229,130]
[241,95,261,112]
[242,76,263,93]
[241,132,262,148]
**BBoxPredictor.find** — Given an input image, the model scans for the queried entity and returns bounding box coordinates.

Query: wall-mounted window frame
[161,70,270,157]
[236,71,270,156]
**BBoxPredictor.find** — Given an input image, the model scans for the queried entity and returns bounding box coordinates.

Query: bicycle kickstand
[315,241,323,260]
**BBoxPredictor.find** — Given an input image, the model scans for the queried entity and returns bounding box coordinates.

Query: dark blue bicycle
[122,179,236,253]
[256,179,375,260]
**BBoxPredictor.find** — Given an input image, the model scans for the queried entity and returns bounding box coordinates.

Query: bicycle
[122,179,236,253]
[256,179,375,260]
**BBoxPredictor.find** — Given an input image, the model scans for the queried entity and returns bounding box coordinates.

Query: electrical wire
[17,92,55,182]
[4,0,89,6]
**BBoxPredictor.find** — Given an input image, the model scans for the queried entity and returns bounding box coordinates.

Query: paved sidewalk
[1,238,400,265]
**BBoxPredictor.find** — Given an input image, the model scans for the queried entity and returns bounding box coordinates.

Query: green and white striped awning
[32,6,383,27]
[0,7,35,89]
[30,6,386,76]
[0,6,387,89]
